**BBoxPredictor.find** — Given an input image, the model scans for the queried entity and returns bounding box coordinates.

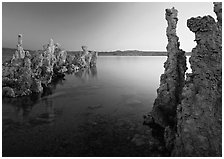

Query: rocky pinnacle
[172,3,222,157]
[213,2,222,25]
[144,7,187,153]
[18,34,22,46]
[146,7,186,126]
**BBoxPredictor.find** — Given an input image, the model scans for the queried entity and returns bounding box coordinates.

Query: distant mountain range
[2,47,192,61]
[98,50,192,56]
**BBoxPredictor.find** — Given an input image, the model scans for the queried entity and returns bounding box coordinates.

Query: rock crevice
[144,3,222,157]
[144,7,187,154]
[172,2,222,156]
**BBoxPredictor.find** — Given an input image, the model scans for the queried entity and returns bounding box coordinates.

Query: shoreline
[2,48,192,59]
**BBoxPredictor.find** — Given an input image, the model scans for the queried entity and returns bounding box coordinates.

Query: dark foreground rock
[172,2,222,156]
[144,7,187,154]
[144,3,222,157]
[2,35,98,97]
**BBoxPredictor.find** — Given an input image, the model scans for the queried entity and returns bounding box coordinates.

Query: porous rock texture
[172,2,222,157]
[2,35,98,98]
[152,7,187,128]
[144,7,187,153]
[144,3,222,157]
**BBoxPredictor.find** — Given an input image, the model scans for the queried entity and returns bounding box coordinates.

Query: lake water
[2,56,190,157]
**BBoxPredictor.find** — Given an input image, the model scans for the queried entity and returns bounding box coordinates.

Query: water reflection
[3,94,40,126]
[3,57,169,156]
[2,78,64,128]
[74,66,97,82]
[33,98,55,125]
[2,66,98,129]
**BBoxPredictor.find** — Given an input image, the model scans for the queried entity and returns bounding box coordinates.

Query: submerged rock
[126,98,142,106]
[131,134,146,146]
[87,104,103,110]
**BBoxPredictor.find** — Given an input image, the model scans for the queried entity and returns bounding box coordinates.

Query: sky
[2,2,216,52]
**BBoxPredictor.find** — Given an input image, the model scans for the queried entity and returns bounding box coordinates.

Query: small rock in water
[148,137,161,150]
[126,98,142,106]
[2,87,16,97]
[131,134,146,146]
[87,104,103,110]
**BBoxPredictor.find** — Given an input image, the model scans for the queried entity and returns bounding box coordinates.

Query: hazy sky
[2,2,216,52]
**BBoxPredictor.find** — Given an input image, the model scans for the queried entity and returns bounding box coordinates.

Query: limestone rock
[80,46,98,68]
[30,78,43,93]
[144,5,222,156]
[89,51,98,67]
[2,87,16,98]
[172,4,222,156]
[2,65,17,78]
[144,7,187,128]
[12,34,29,60]
[66,54,74,65]
[2,35,98,98]
[143,8,187,155]
[213,2,222,25]
[31,51,44,70]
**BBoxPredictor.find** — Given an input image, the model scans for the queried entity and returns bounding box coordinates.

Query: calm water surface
[2,56,190,156]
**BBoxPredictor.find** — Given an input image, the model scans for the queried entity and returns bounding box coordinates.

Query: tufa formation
[145,3,222,157]
[2,35,98,98]
[144,7,187,154]
[172,2,222,156]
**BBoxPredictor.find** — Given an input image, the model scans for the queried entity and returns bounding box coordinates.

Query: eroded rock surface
[144,3,222,157]
[144,7,187,153]
[2,35,98,97]
[214,2,222,26]
[80,45,98,68]
[172,3,222,157]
